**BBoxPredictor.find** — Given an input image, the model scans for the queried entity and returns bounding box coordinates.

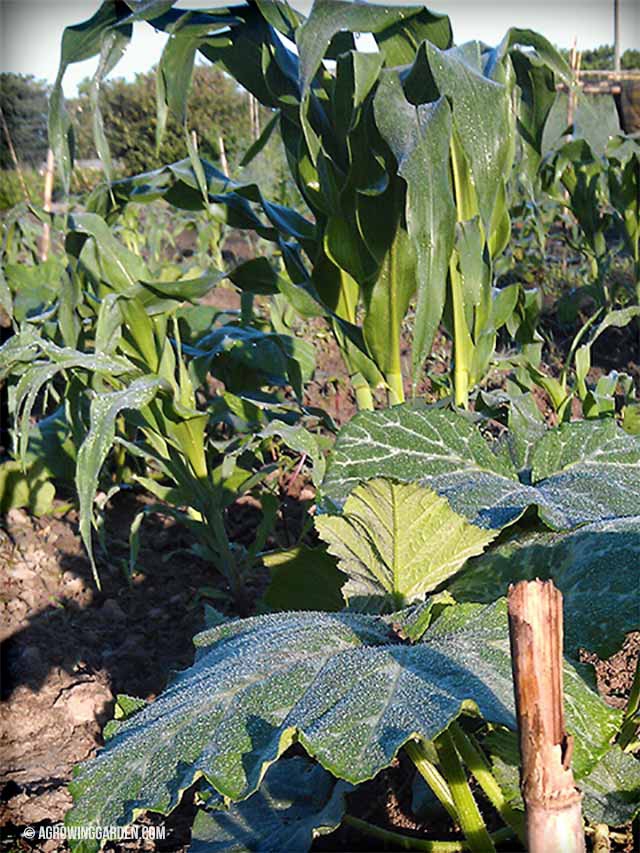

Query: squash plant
[51,0,571,409]
[63,405,640,850]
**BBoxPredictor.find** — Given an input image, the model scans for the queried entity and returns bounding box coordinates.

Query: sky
[1,0,638,96]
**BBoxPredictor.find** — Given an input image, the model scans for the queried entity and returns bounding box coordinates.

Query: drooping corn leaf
[415,41,512,233]
[449,516,640,660]
[316,479,497,611]
[49,1,133,190]
[12,342,134,467]
[374,79,455,383]
[191,756,352,853]
[296,0,451,95]
[321,406,640,530]
[68,212,149,290]
[89,27,131,183]
[65,599,620,850]
[76,376,165,585]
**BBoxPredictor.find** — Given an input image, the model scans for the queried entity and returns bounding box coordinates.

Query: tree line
[0,66,256,174]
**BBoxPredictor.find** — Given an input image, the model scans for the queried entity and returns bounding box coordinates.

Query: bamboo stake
[39,148,55,261]
[508,580,585,853]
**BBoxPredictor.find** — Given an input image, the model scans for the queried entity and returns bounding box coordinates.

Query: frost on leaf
[66,602,515,848]
[321,406,640,530]
[191,756,352,853]
[66,600,620,851]
[450,516,640,659]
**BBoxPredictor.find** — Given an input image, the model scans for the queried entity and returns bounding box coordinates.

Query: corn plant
[540,135,640,309]
[51,0,571,409]
[63,407,640,851]
[513,305,640,426]
[0,209,325,606]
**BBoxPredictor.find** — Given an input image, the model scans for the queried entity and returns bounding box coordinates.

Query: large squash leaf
[66,601,620,849]
[191,756,352,853]
[321,406,640,530]
[580,747,640,826]
[449,516,640,660]
[316,479,497,611]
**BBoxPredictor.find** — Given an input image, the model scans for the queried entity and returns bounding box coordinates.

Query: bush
[0,168,44,210]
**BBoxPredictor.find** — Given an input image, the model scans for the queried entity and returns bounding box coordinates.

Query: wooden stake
[39,147,55,261]
[218,134,229,178]
[508,580,585,853]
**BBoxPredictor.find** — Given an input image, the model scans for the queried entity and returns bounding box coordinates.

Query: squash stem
[436,729,496,853]
[449,722,526,843]
[405,739,458,822]
[343,815,514,852]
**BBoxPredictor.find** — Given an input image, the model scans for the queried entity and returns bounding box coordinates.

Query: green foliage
[0,168,45,210]
[541,136,639,305]
[0,3,635,851]
[0,203,322,598]
[70,66,253,176]
[321,405,640,530]
[191,756,352,853]
[65,598,624,852]
[261,546,346,612]
[0,73,50,168]
[61,397,640,848]
[316,478,496,611]
[51,0,571,410]
[450,516,640,660]
[521,306,640,422]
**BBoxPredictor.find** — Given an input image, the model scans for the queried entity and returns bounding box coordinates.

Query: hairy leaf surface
[66,600,619,849]
[321,406,640,530]
[316,479,496,610]
[449,516,640,659]
[191,757,352,853]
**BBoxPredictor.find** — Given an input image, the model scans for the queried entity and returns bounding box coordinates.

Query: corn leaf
[76,376,165,585]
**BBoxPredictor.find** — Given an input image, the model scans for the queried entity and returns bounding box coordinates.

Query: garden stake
[508,579,586,853]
